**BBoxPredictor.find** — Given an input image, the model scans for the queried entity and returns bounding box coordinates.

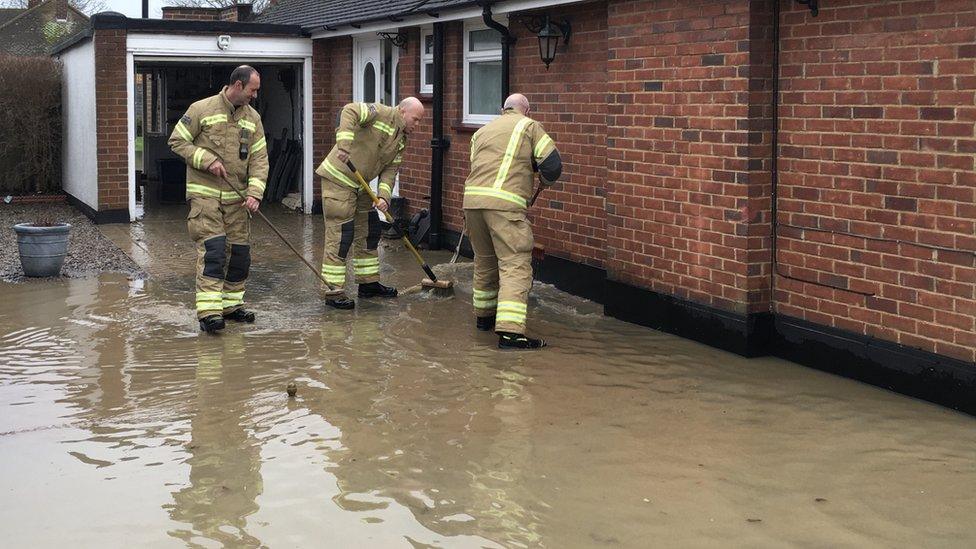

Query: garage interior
[134,61,304,217]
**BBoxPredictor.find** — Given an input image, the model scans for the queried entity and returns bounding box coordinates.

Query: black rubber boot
[358,281,398,298]
[498,331,546,350]
[199,315,225,334]
[476,316,496,331]
[223,308,256,323]
[326,296,356,310]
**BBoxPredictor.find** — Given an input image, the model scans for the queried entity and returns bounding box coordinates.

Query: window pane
[424,62,433,86]
[469,28,502,51]
[424,34,433,56]
[363,62,376,103]
[469,60,501,115]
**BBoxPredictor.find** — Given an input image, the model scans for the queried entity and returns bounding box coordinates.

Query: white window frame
[419,26,433,95]
[463,19,505,126]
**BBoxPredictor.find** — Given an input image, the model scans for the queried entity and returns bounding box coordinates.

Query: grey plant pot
[13,222,71,277]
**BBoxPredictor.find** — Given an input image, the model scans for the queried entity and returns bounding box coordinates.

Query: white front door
[354,38,382,105]
[354,37,400,196]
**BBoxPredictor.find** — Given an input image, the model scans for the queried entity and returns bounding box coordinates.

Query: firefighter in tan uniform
[315,97,425,309]
[168,66,269,334]
[463,94,562,349]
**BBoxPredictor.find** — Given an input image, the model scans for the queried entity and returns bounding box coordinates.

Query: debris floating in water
[286,382,297,398]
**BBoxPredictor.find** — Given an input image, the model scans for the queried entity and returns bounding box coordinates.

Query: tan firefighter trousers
[466,209,534,334]
[187,197,251,320]
[320,178,383,295]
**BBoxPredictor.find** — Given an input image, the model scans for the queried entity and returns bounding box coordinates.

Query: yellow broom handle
[345,161,435,276]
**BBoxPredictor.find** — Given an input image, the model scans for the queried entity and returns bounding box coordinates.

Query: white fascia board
[127,33,312,58]
[309,0,583,39]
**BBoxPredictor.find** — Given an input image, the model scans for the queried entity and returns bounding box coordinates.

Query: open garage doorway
[133,61,305,218]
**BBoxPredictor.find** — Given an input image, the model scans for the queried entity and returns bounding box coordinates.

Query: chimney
[220,3,253,22]
[55,0,68,20]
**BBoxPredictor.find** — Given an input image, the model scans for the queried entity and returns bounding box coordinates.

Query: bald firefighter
[464,94,562,349]
[315,97,425,309]
[168,65,269,334]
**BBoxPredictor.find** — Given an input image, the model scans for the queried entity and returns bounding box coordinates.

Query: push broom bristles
[401,277,455,296]
[422,277,454,296]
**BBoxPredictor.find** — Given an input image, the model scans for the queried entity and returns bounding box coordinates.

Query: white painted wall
[57,40,98,211]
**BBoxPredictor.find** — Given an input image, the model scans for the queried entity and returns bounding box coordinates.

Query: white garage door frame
[126,33,314,220]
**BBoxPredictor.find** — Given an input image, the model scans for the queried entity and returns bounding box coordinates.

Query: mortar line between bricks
[780,223,976,256]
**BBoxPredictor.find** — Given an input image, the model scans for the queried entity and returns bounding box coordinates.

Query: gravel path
[1,203,144,282]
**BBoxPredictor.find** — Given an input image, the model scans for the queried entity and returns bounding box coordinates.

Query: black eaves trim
[90,12,306,36]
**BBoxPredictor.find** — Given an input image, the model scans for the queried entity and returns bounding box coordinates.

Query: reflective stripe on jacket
[316,102,406,202]
[168,87,269,202]
[463,109,558,211]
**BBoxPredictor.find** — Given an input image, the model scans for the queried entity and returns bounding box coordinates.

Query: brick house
[0,0,88,55]
[56,0,975,412]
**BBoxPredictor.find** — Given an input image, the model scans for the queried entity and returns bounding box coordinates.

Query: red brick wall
[311,37,353,198]
[396,21,466,235]
[606,0,771,314]
[94,28,128,212]
[778,0,976,362]
[396,6,609,267]
[511,2,609,268]
[393,27,431,216]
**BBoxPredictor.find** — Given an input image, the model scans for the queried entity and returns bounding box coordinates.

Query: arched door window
[363,62,376,103]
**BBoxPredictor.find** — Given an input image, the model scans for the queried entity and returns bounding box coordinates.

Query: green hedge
[0,55,62,195]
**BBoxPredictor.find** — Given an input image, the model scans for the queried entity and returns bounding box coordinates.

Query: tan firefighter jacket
[316,102,406,203]
[168,87,269,203]
[463,109,559,211]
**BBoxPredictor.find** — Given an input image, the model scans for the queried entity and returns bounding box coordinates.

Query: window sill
[452,124,484,133]
[417,94,434,103]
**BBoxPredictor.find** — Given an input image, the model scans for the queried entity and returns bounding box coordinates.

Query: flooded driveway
[2,206,974,548]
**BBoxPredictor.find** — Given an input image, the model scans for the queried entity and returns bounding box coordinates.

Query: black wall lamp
[794,0,818,16]
[377,31,407,49]
[518,14,571,70]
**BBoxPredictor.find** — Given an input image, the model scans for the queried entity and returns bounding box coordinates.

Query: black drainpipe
[770,0,781,304]
[429,4,512,250]
[142,0,149,18]
[429,22,448,250]
[480,2,515,101]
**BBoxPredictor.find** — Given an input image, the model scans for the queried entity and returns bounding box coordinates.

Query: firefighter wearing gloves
[463,94,563,350]
[315,97,425,310]
[168,65,269,334]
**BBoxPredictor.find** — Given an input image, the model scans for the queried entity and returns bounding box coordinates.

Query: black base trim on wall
[605,278,774,357]
[434,231,975,414]
[534,254,607,305]
[66,193,129,224]
[311,199,323,215]
[604,277,975,415]
[440,229,607,304]
[774,315,976,416]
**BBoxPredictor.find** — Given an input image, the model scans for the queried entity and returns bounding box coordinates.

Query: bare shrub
[0,54,62,195]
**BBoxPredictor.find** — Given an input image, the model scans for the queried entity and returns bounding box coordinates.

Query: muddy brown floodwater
[1,206,974,548]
